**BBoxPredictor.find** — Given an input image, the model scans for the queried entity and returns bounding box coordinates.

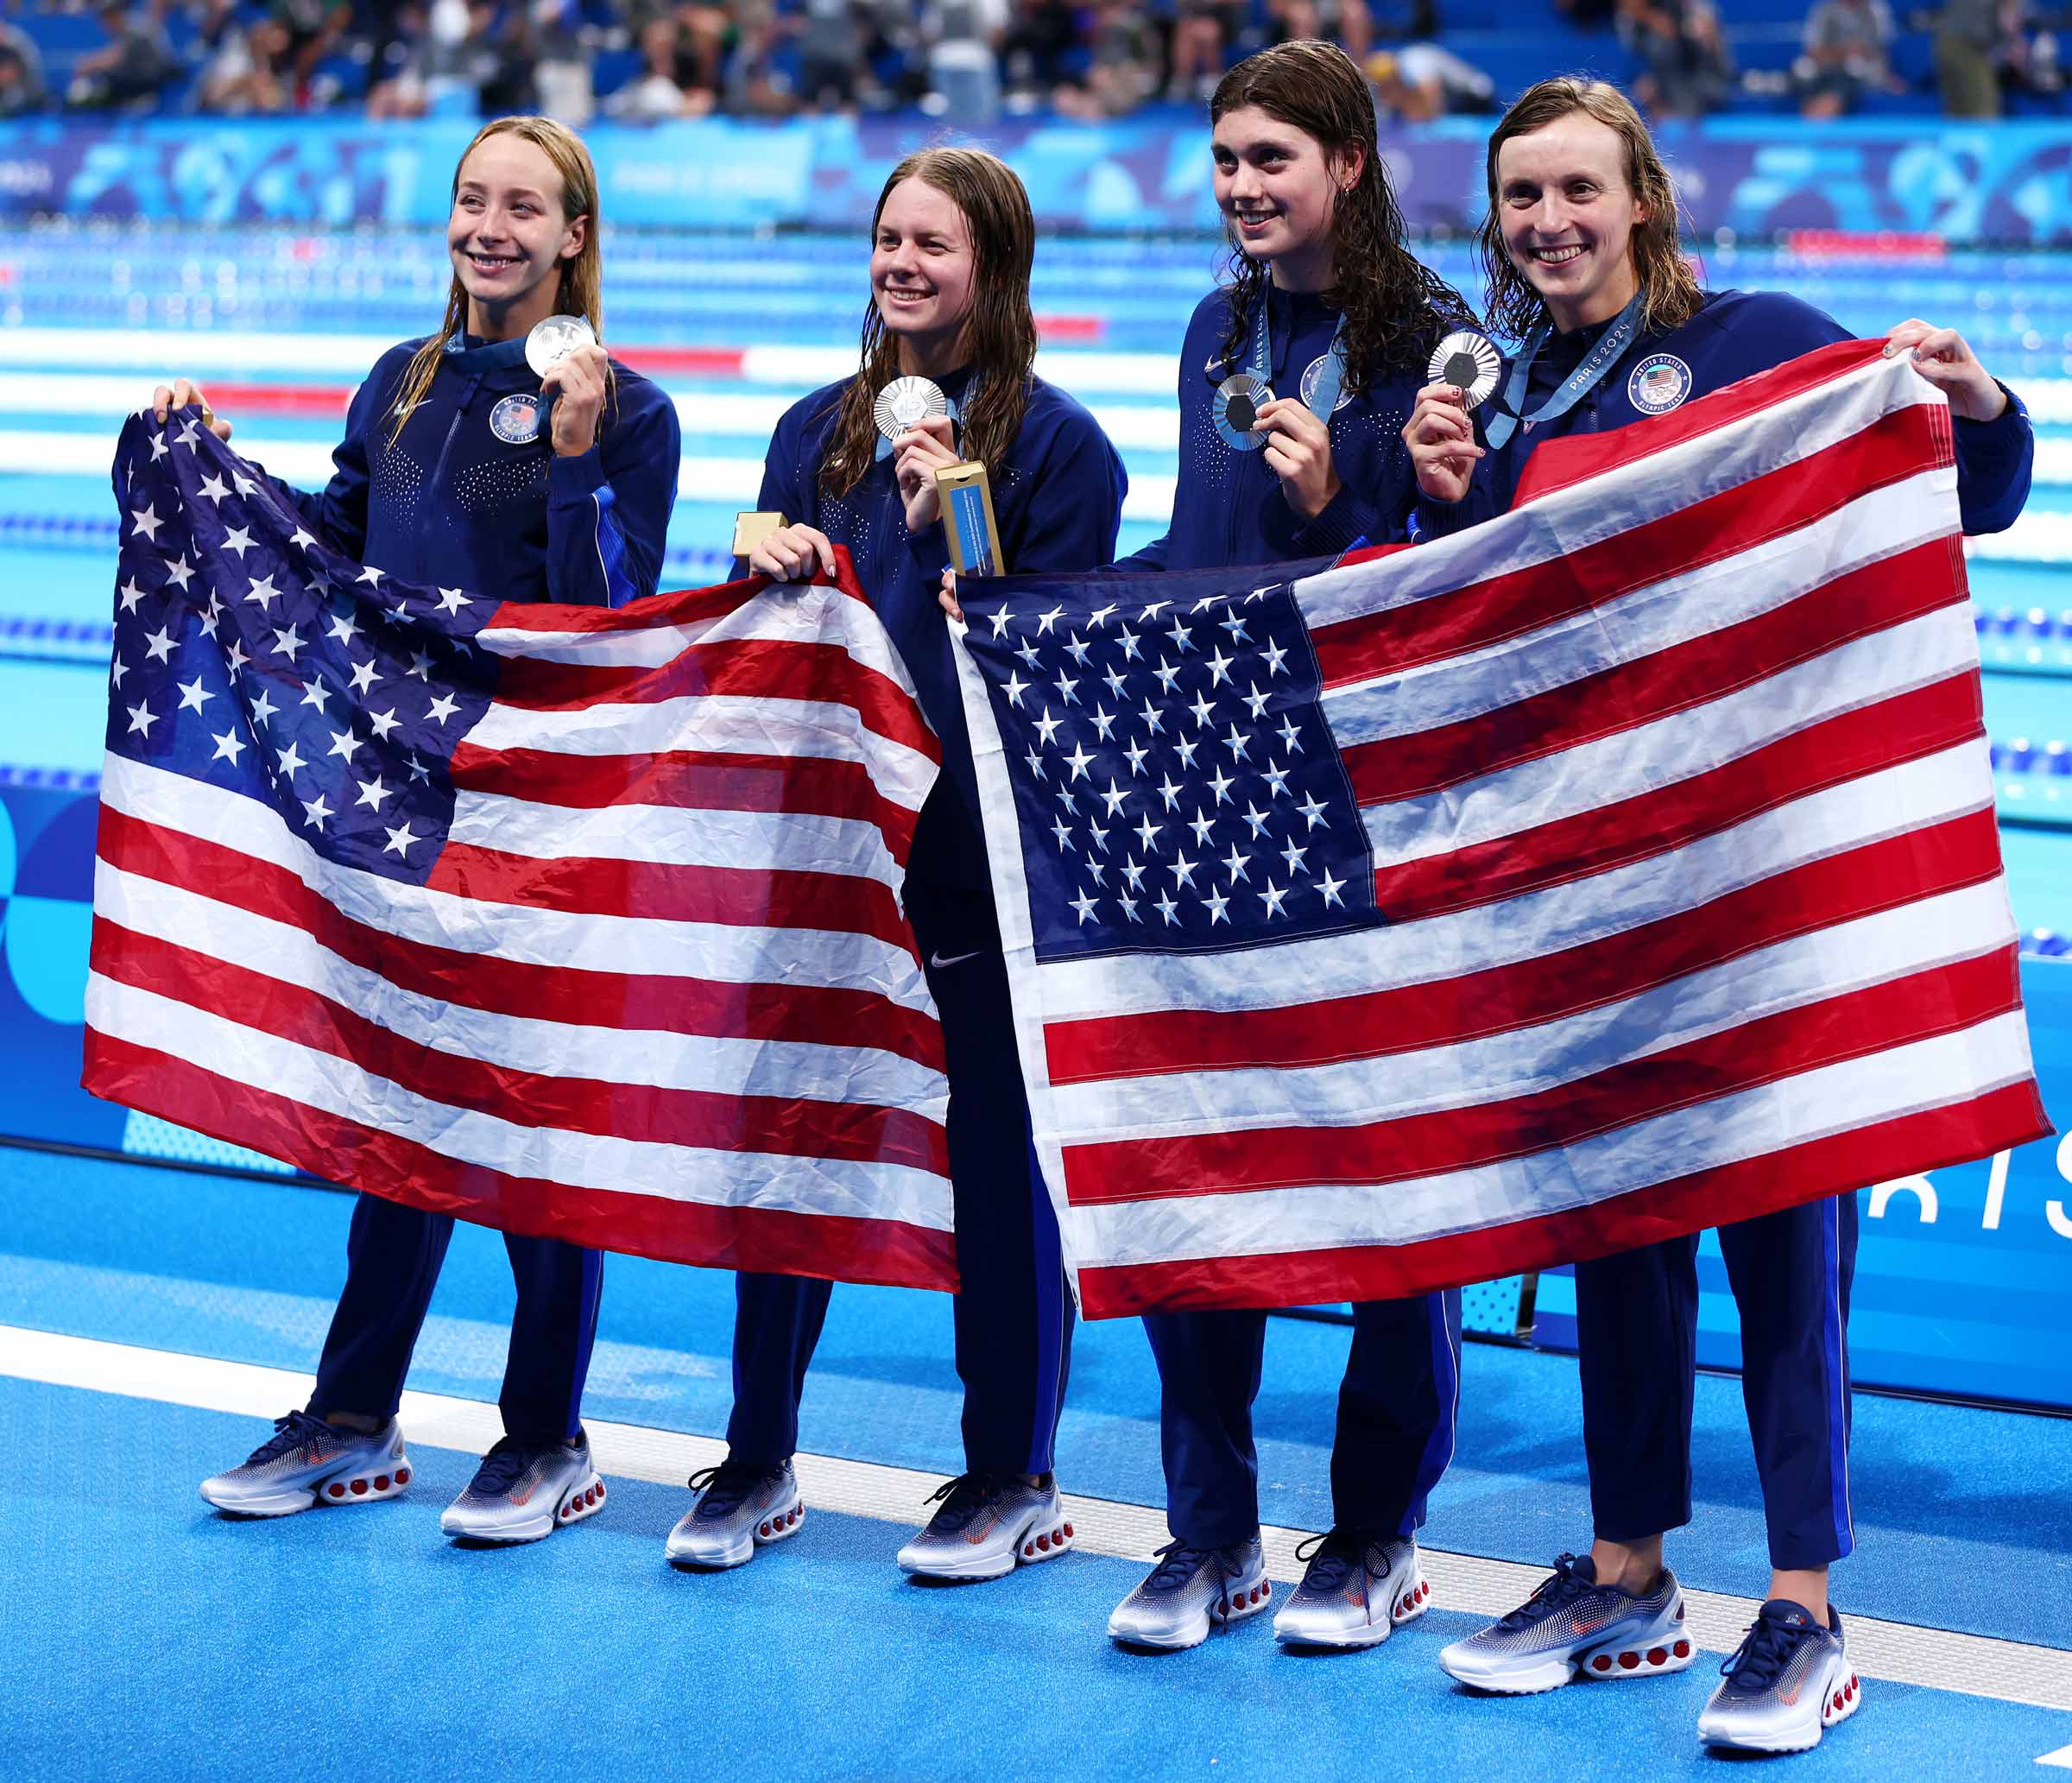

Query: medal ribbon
[1482,288,1646,452]
[1235,295,1349,424]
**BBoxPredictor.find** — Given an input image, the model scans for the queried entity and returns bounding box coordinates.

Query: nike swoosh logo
[928,948,985,971]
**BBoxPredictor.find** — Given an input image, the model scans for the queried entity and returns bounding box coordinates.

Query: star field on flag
[959,576,1384,964]
[108,414,494,885]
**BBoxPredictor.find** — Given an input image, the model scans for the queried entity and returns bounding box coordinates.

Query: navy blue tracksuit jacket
[1116,283,1429,574]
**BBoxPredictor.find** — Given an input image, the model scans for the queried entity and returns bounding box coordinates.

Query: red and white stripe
[960,340,2051,1319]
[85,567,958,1292]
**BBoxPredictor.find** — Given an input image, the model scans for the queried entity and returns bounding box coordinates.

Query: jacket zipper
[420,370,483,574]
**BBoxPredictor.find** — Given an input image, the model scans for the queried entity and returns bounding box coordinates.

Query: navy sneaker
[666,1461,803,1568]
[439,1430,603,1544]
[895,1473,1074,1581]
[1438,1552,1692,1693]
[199,1411,410,1516]
[1108,1537,1270,1649]
[1273,1528,1427,1647]
[1698,1600,1860,1753]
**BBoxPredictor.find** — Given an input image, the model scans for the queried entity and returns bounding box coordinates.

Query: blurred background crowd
[0,0,2061,129]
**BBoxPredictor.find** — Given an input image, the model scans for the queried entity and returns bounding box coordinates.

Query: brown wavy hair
[1475,77,1705,343]
[819,148,1039,500]
[386,116,609,448]
[1208,40,1474,394]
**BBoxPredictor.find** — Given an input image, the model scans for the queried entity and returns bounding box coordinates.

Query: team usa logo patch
[1298,353,1355,414]
[1627,352,1693,415]
[490,393,543,445]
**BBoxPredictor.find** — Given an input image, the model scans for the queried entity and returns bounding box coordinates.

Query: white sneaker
[1273,1530,1427,1647]
[439,1430,603,1544]
[199,1412,410,1517]
[1437,1552,1692,1693]
[894,1473,1074,1581]
[1108,1537,1270,1650]
[1697,1601,1860,1753]
[666,1461,803,1569]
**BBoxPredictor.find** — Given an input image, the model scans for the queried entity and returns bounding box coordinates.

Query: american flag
[953,341,2053,1320]
[85,409,956,1293]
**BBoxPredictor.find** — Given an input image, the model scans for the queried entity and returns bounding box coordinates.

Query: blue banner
[7,115,2072,243]
[0,781,127,1154]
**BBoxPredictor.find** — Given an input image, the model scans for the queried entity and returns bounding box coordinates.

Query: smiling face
[1211,104,1359,293]
[1495,111,1646,332]
[447,133,586,342]
[870,176,979,377]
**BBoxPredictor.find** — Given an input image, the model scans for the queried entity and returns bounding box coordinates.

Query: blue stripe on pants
[1407,1289,1464,1533]
[1819,1196,1855,1559]
[310,1190,602,1446]
[1575,1192,1859,1569]
[1148,1289,1462,1548]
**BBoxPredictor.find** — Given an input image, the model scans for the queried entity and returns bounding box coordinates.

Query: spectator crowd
[0,0,2056,125]
[1605,0,2052,121]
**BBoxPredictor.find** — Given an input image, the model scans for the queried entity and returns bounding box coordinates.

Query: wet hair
[388,115,608,447]
[1476,76,1704,341]
[1209,39,1474,393]
[818,147,1038,501]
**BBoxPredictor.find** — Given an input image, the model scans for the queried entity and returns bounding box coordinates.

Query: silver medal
[525,313,597,376]
[874,375,948,442]
[1213,373,1273,452]
[1427,331,1502,411]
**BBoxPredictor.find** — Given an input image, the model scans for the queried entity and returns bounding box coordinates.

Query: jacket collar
[443,332,533,373]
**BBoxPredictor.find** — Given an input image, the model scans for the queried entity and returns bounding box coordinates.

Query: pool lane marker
[3,1320,2070,1714]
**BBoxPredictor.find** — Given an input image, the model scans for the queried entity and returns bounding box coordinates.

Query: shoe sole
[667,1494,805,1570]
[1699,1656,1860,1753]
[1441,1615,1694,1694]
[1274,1554,1432,1648]
[442,1469,605,1545]
[1110,1566,1273,1651]
[899,1503,1075,1582]
[200,1457,413,1518]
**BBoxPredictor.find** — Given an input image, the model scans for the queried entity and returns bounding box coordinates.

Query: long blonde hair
[818,148,1039,501]
[386,115,608,447]
[1475,77,1704,343]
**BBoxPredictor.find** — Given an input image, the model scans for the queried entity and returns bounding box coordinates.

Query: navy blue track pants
[1576,1192,1858,1571]
[309,1190,603,1448]
[726,878,1074,1476]
[1144,1289,1463,1550]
